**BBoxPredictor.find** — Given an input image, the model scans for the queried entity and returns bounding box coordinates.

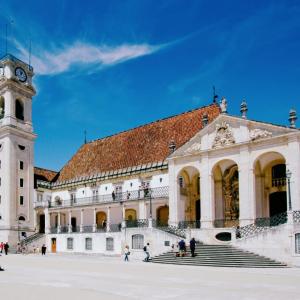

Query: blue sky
[0,0,299,171]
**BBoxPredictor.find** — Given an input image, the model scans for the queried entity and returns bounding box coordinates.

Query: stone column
[44,208,50,234]
[214,180,223,220]
[80,209,84,233]
[106,207,111,232]
[68,210,72,233]
[57,212,61,233]
[200,155,214,228]
[239,146,256,226]
[122,204,126,228]
[287,137,300,210]
[168,160,180,226]
[138,200,146,220]
[93,208,97,232]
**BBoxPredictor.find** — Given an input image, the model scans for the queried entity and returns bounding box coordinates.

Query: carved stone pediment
[212,121,235,149]
[184,142,201,154]
[250,129,272,141]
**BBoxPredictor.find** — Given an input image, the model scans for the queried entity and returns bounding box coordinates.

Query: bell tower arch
[0,54,36,245]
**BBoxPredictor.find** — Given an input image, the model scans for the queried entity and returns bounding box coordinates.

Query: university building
[1,54,300,266]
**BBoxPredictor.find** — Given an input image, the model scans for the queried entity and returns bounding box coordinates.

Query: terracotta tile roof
[55,103,220,183]
[34,167,59,182]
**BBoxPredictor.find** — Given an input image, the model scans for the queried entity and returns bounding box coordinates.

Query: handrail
[48,186,168,208]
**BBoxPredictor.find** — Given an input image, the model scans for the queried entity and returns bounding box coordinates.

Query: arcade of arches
[176,152,288,228]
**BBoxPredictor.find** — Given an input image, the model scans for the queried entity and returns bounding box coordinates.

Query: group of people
[0,242,9,255]
[123,242,151,262]
[172,238,196,257]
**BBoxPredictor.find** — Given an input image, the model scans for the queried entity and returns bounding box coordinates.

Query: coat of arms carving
[212,121,235,149]
[249,129,272,141]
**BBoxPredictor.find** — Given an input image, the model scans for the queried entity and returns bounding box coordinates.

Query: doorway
[269,192,287,217]
[39,214,45,233]
[71,217,77,232]
[51,238,56,253]
[196,200,201,228]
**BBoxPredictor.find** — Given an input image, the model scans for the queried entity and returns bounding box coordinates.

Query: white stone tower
[0,54,36,245]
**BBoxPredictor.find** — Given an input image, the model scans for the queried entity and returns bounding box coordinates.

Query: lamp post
[286,169,292,211]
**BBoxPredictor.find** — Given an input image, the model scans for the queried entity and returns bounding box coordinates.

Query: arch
[212,159,239,228]
[125,209,137,221]
[157,205,169,226]
[15,99,24,120]
[18,215,26,221]
[177,166,200,222]
[96,211,107,227]
[0,96,4,118]
[253,151,287,218]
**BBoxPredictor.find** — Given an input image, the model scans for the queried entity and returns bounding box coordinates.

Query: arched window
[0,96,4,118]
[18,216,26,221]
[132,234,144,249]
[15,99,24,120]
[106,237,114,251]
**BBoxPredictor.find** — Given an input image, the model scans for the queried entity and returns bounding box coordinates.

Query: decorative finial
[202,113,208,127]
[168,140,176,154]
[289,109,297,128]
[240,100,248,119]
[220,97,227,114]
[213,86,218,103]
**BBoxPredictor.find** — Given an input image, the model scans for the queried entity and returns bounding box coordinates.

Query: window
[70,193,76,204]
[15,99,24,120]
[0,195,1,204]
[20,178,24,187]
[106,237,114,251]
[18,145,25,150]
[37,194,43,202]
[85,238,92,250]
[296,234,300,254]
[18,216,25,221]
[272,164,286,180]
[20,196,24,205]
[20,161,24,170]
[67,238,73,250]
[132,234,144,249]
[0,215,2,220]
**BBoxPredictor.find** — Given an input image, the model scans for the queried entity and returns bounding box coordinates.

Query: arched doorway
[39,214,45,233]
[253,152,287,219]
[96,211,107,228]
[157,205,169,226]
[213,159,239,228]
[15,99,24,120]
[177,166,200,223]
[125,209,137,221]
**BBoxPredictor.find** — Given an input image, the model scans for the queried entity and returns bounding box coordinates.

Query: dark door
[269,192,287,217]
[71,217,77,232]
[39,215,45,233]
[51,238,56,253]
[196,200,201,228]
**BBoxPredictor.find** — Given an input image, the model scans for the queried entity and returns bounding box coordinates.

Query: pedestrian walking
[178,240,186,257]
[124,245,130,262]
[143,243,150,262]
[4,242,9,255]
[41,244,47,255]
[0,242,3,253]
[190,237,196,257]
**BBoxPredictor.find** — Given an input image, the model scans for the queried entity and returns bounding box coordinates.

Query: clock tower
[0,54,36,245]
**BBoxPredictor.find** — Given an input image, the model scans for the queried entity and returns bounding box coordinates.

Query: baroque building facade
[1,54,300,265]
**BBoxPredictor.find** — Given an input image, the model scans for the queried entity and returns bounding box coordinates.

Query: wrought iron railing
[50,227,57,234]
[108,223,122,232]
[236,212,288,239]
[214,219,239,228]
[49,186,169,208]
[293,211,300,223]
[178,220,201,229]
[126,219,148,228]
[60,225,69,233]
[96,225,106,232]
[82,226,93,233]
[272,177,286,187]
[153,219,186,238]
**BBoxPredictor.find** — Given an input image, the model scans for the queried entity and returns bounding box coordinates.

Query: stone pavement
[0,253,300,300]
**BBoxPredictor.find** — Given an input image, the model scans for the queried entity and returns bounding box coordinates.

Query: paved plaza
[0,254,300,300]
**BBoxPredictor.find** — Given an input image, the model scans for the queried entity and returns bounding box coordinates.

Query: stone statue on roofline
[220,97,227,114]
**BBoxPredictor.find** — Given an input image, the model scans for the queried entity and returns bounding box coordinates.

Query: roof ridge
[34,166,58,173]
[88,102,219,144]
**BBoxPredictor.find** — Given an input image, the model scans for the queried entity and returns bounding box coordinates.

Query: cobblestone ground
[0,253,300,300]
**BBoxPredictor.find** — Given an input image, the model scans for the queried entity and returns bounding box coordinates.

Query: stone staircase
[151,243,287,268]
[21,232,45,246]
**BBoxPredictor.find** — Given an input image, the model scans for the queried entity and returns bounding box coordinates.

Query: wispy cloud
[15,41,164,75]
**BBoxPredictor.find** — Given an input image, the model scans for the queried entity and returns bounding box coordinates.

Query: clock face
[15,67,27,82]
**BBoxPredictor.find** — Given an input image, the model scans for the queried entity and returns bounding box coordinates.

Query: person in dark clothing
[190,238,196,257]
[236,226,241,239]
[41,244,47,255]
[112,191,116,201]
[178,240,186,257]
[4,242,9,255]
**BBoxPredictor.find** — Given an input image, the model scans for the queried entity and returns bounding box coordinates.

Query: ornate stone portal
[212,121,235,149]
[223,166,239,227]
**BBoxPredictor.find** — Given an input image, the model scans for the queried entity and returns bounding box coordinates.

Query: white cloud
[15,41,163,75]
